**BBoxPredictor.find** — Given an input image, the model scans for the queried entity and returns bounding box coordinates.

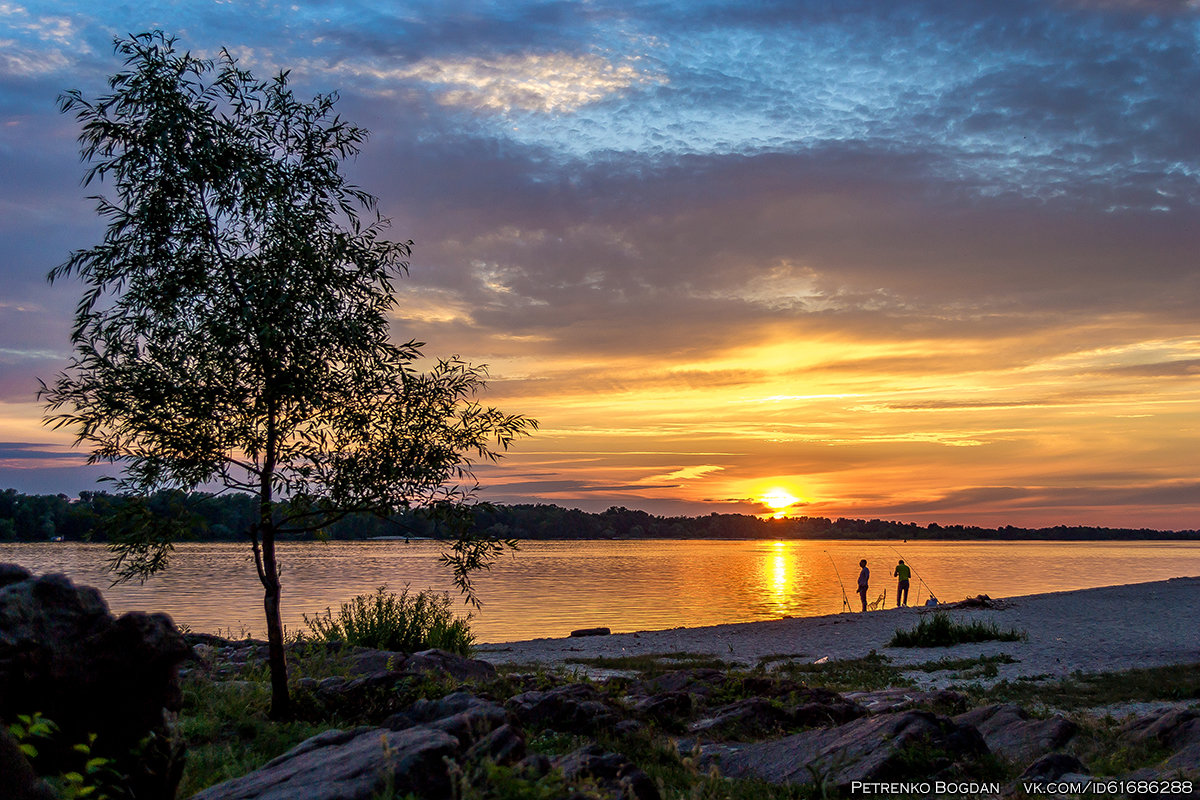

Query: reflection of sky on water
[2,539,1198,643]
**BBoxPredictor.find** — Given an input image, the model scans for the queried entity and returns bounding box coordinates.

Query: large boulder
[1121,709,1200,773]
[193,692,519,800]
[0,566,191,800]
[953,704,1077,766]
[634,668,727,698]
[189,726,461,800]
[295,651,498,722]
[0,726,55,800]
[555,744,661,800]
[689,697,794,738]
[506,683,623,734]
[397,648,497,682]
[703,709,988,789]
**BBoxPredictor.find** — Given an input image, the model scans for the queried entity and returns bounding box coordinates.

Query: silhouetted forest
[1,488,1197,543]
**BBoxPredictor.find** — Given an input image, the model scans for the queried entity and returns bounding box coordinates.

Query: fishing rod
[826,550,851,612]
[889,545,938,604]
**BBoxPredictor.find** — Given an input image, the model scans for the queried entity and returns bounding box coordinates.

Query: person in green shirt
[894,559,911,606]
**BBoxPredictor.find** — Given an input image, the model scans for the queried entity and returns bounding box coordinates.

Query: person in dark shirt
[894,559,911,606]
[857,559,869,612]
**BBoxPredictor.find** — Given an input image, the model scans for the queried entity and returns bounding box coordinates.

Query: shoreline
[476,576,1200,688]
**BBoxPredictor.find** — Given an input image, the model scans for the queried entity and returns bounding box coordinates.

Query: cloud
[880,481,1200,515]
[1,0,1199,526]
[0,441,86,467]
[386,51,663,113]
[643,465,725,482]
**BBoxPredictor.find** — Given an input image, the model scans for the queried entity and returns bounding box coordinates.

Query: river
[2,539,1198,643]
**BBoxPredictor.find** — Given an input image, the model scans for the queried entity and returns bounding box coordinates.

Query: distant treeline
[1,488,1198,544]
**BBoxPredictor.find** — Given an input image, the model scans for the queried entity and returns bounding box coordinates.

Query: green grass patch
[976,662,1200,711]
[909,654,1018,673]
[1068,716,1175,777]
[906,653,1018,680]
[888,613,1027,648]
[770,651,915,692]
[303,585,474,655]
[177,677,326,797]
[561,651,737,674]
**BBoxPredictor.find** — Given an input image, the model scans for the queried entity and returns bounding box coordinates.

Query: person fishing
[857,559,869,612]
[894,559,911,606]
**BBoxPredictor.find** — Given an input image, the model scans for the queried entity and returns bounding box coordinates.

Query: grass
[908,653,1018,680]
[177,676,325,797]
[768,651,915,692]
[561,651,738,674]
[303,585,474,655]
[178,622,1200,800]
[1068,716,1175,777]
[888,612,1027,648]
[909,654,1018,673]
[975,662,1200,711]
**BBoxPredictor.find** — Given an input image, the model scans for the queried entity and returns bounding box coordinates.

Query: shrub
[888,612,1027,648]
[303,585,474,655]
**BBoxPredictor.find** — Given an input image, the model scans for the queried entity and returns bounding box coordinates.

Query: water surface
[2,539,1197,642]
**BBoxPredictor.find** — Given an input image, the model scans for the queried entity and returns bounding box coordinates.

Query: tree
[43,32,535,717]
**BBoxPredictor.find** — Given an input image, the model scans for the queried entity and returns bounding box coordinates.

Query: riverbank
[477,576,1200,689]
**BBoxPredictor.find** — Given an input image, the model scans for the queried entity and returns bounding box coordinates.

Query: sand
[475,576,1200,689]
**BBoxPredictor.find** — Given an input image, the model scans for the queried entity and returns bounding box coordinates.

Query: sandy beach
[476,576,1200,689]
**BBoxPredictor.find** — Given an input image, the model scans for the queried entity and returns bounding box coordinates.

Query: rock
[464,723,526,766]
[633,691,694,725]
[703,710,988,789]
[387,691,513,759]
[569,627,611,637]
[613,719,646,736]
[190,726,461,800]
[1122,709,1200,775]
[0,563,31,589]
[941,595,1010,610]
[344,647,403,675]
[954,704,1077,765]
[690,697,792,738]
[302,670,411,720]
[418,696,508,745]
[0,568,190,800]
[507,683,623,735]
[403,691,498,724]
[1122,709,1200,752]
[846,688,967,715]
[1165,744,1200,772]
[516,752,553,778]
[635,668,727,697]
[1021,753,1089,782]
[401,649,497,682]
[556,744,661,800]
[1124,764,1200,795]
[789,687,867,728]
[0,726,55,800]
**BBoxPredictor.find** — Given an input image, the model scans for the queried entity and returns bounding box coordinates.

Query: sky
[1,0,1199,528]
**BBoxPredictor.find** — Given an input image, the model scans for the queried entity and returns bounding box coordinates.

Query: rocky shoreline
[3,564,1199,799]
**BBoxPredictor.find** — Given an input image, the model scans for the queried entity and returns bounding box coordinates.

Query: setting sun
[760,488,800,514]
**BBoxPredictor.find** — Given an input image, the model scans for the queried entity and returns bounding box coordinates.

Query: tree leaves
[43,30,536,581]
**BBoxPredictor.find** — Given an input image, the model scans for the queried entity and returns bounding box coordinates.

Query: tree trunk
[259,397,290,718]
[261,540,290,719]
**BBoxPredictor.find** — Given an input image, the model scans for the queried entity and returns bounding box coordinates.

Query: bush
[888,612,1027,648]
[303,585,474,655]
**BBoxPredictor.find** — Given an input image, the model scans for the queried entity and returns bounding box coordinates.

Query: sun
[760,487,800,517]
